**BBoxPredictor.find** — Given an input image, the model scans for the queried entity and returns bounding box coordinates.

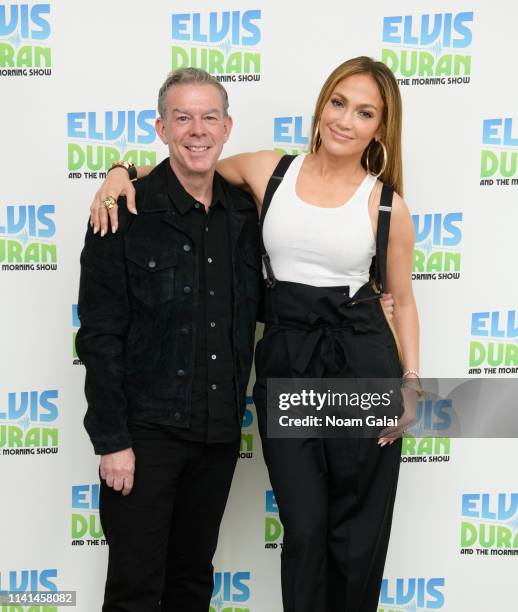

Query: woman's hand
[378,379,419,446]
[90,168,137,236]
[380,292,394,320]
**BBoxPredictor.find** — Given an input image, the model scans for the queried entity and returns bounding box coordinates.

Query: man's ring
[102,196,116,210]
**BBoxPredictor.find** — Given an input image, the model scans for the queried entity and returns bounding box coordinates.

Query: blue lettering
[471,312,489,336]
[171,13,190,41]
[136,110,157,144]
[265,490,278,513]
[242,408,253,428]
[503,118,518,147]
[72,485,89,509]
[453,12,474,48]
[274,117,292,143]
[232,572,250,603]
[192,13,207,43]
[241,9,261,45]
[67,113,86,139]
[482,118,501,146]
[403,15,419,45]
[442,212,462,246]
[31,4,51,40]
[382,16,402,43]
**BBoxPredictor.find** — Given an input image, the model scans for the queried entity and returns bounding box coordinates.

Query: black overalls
[253,156,403,612]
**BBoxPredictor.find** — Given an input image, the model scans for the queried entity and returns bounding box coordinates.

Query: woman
[91,56,419,611]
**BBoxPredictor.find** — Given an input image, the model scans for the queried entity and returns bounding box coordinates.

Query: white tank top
[262,154,377,296]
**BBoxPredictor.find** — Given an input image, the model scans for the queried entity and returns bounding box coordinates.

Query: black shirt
[130,163,240,443]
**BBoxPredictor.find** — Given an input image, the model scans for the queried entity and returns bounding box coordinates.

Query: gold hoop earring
[311,120,321,152]
[366,140,388,178]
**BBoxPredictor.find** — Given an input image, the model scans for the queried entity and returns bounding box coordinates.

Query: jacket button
[174,412,181,421]
[148,259,156,269]
[183,244,191,252]
[211,384,217,390]
[177,369,185,377]
[183,286,192,294]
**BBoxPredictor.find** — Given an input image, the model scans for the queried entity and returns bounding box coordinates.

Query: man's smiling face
[156,83,232,179]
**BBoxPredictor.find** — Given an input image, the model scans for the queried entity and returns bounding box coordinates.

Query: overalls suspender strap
[259,154,395,295]
[259,154,297,287]
[374,183,395,293]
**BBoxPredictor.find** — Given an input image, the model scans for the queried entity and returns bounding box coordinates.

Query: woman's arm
[385,193,419,376]
[216,150,282,207]
[90,165,154,235]
[379,193,420,444]
[90,151,281,235]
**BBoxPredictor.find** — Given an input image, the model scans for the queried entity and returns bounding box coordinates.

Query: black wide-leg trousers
[258,431,401,612]
[99,423,239,612]
[253,280,404,612]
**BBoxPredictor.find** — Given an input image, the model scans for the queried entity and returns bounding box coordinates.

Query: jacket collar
[138,158,240,215]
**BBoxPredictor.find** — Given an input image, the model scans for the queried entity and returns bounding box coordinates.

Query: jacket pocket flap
[126,249,178,272]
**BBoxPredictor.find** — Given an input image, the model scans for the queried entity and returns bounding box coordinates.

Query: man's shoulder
[217,172,256,212]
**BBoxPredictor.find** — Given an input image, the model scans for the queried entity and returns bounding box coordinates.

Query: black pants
[99,423,240,612]
[254,280,403,612]
[259,433,401,612]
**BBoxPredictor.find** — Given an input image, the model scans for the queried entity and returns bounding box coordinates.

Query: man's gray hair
[157,68,229,119]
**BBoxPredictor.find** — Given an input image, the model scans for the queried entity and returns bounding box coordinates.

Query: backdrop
[1,1,517,610]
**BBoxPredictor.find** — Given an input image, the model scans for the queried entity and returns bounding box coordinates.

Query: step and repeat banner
[1,1,517,610]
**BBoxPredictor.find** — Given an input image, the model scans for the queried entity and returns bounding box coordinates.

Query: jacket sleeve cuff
[90,432,133,456]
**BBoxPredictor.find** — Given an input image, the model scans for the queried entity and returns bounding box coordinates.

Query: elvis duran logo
[0,3,51,77]
[480,118,518,186]
[240,398,254,460]
[0,204,57,271]
[0,390,59,455]
[264,490,283,550]
[67,110,158,179]
[171,10,261,83]
[401,398,452,464]
[460,493,518,556]
[381,12,473,86]
[412,213,462,281]
[210,571,251,612]
[378,577,445,610]
[468,310,518,375]
[273,115,311,155]
[71,484,106,546]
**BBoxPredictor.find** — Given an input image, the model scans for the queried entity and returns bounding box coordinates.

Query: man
[76,68,262,612]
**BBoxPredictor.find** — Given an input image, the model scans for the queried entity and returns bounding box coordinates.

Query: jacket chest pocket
[126,250,178,308]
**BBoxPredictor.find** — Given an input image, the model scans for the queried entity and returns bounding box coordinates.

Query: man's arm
[76,200,135,494]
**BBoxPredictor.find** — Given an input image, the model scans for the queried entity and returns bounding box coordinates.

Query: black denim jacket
[76,160,262,454]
